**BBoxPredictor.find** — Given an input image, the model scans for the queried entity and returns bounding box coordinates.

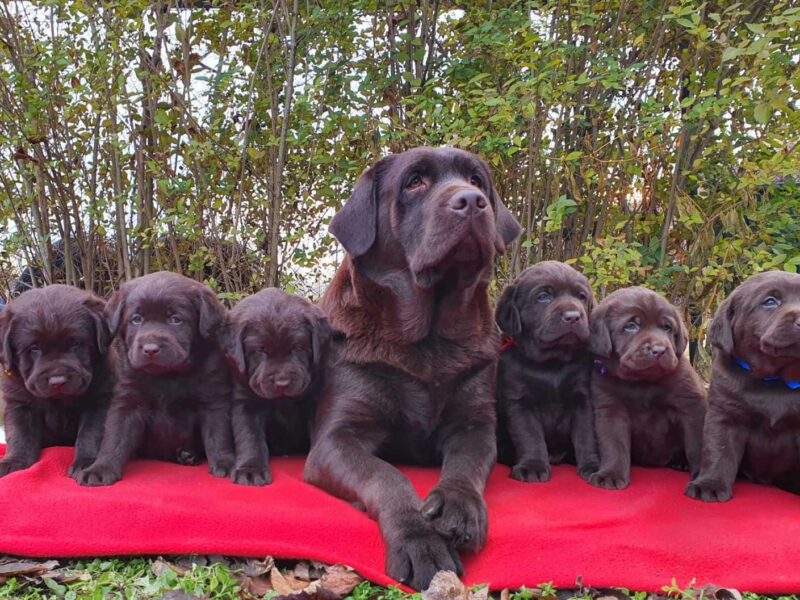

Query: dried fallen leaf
[0,559,59,577]
[152,558,187,578]
[242,574,273,596]
[243,557,275,578]
[422,571,481,600]
[271,566,314,596]
[700,586,743,600]
[293,561,312,581]
[319,564,362,597]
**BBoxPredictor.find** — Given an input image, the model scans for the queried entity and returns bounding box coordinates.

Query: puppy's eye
[258,347,270,358]
[470,174,483,188]
[578,292,589,303]
[28,345,42,358]
[661,323,673,332]
[130,314,144,326]
[536,291,553,303]
[70,340,82,351]
[406,175,424,190]
[623,321,639,333]
[167,315,183,325]
[762,296,780,308]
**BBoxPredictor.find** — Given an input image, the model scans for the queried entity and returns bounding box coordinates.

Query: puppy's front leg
[589,394,631,490]
[685,404,745,503]
[201,404,235,479]
[69,405,108,479]
[77,402,144,486]
[680,400,707,479]
[505,399,551,483]
[231,402,270,486]
[305,426,460,591]
[0,403,42,477]
[572,399,599,481]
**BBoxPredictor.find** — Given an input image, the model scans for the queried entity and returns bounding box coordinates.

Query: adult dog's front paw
[421,481,487,551]
[685,479,733,503]
[384,513,462,592]
[589,469,629,490]
[0,458,32,478]
[511,459,551,483]
[231,465,272,486]
[76,463,122,487]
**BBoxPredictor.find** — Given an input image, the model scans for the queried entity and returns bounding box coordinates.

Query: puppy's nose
[649,344,667,357]
[447,191,488,216]
[49,375,67,390]
[142,343,160,357]
[562,310,581,325]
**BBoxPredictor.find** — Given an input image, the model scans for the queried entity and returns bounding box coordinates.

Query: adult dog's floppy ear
[308,309,332,369]
[490,185,522,255]
[589,304,613,358]
[220,316,246,376]
[104,289,126,338]
[495,283,522,337]
[0,309,15,373]
[329,156,393,258]
[85,296,111,354]
[197,287,226,339]
[709,293,735,356]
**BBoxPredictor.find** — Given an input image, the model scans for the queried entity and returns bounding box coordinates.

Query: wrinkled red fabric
[1,445,799,592]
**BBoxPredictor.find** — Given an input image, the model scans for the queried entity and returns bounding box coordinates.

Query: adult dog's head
[709,271,800,381]
[0,285,109,400]
[590,286,687,382]
[330,147,521,291]
[496,261,593,362]
[106,271,225,374]
[222,288,331,400]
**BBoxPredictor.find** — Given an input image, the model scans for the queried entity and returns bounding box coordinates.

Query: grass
[1,557,797,600]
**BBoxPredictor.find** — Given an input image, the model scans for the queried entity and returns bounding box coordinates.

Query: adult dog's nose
[649,344,667,357]
[448,191,488,216]
[49,375,67,391]
[142,343,160,357]
[562,310,581,325]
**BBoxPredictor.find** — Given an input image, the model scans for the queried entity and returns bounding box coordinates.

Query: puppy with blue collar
[687,271,800,502]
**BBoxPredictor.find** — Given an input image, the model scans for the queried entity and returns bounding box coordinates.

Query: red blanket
[1,445,799,593]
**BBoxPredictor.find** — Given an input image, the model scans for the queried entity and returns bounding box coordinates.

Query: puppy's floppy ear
[709,293,735,355]
[589,304,613,358]
[495,283,522,337]
[329,156,392,258]
[220,316,246,376]
[104,288,126,337]
[85,296,111,354]
[0,309,15,372]
[308,308,332,369]
[197,287,226,339]
[491,186,522,254]
[672,309,689,358]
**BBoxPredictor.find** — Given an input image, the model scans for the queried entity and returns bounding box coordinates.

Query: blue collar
[734,357,800,390]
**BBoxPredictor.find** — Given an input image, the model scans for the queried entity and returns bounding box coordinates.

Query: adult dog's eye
[762,296,780,308]
[406,175,424,190]
[623,321,639,333]
[28,345,42,358]
[167,315,183,325]
[130,314,144,326]
[470,174,483,188]
[536,291,553,303]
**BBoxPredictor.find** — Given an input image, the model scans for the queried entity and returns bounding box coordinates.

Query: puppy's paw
[231,465,272,486]
[589,470,629,490]
[76,463,122,487]
[208,457,235,479]
[577,462,599,482]
[385,513,462,591]
[0,459,32,478]
[511,459,551,483]
[421,481,487,551]
[67,459,95,480]
[685,479,732,503]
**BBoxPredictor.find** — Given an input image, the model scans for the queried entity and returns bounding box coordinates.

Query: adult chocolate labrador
[304,147,521,590]
[687,271,800,501]
[495,261,598,483]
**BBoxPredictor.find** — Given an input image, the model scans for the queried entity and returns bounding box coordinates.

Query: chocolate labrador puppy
[0,285,111,479]
[495,261,598,483]
[222,288,331,486]
[77,271,234,486]
[687,271,800,502]
[588,286,707,490]
[305,147,521,590]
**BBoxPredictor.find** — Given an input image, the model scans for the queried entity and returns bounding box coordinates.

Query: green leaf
[564,151,584,161]
[721,47,741,62]
[753,103,771,125]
